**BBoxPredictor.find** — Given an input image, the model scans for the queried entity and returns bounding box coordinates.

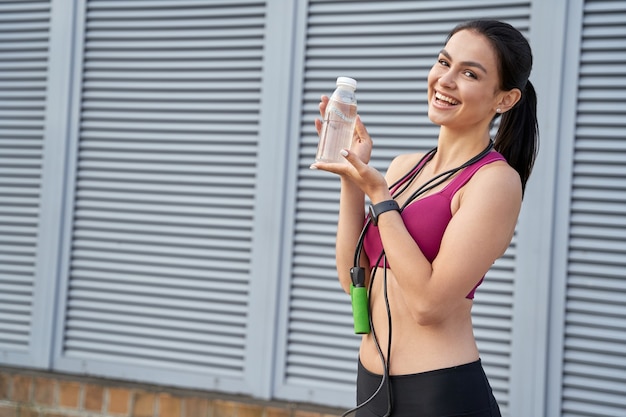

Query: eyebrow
[439,49,488,74]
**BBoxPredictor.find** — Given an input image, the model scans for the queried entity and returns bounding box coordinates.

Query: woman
[311,20,538,416]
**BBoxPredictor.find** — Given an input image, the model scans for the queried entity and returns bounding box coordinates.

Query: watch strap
[369,200,400,226]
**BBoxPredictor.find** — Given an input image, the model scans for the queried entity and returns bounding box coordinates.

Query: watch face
[369,201,400,226]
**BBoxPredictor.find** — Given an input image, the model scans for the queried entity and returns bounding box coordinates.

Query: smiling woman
[311,19,538,417]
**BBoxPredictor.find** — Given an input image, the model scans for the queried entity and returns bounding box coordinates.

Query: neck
[431,127,492,173]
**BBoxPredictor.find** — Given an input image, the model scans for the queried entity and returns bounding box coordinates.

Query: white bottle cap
[336,76,357,90]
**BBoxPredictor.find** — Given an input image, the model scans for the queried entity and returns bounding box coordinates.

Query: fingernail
[340,149,349,157]
[309,164,318,170]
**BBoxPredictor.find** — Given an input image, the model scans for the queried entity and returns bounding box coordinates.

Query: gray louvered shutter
[560,2,626,415]
[275,0,530,409]
[0,1,50,365]
[54,0,267,394]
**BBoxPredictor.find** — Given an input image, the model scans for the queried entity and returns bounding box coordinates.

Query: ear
[496,88,522,113]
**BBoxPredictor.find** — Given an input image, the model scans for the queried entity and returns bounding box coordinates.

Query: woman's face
[427,29,504,131]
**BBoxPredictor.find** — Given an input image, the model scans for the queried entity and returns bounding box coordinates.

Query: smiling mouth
[435,91,460,106]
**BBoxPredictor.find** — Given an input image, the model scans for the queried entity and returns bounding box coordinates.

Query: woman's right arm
[314,95,372,293]
[335,178,368,293]
[334,151,418,293]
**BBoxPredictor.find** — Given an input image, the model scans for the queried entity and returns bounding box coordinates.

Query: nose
[438,70,456,89]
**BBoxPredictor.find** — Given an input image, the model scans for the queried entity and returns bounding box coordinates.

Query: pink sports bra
[362,151,506,299]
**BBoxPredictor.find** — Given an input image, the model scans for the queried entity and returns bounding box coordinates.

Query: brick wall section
[0,368,343,417]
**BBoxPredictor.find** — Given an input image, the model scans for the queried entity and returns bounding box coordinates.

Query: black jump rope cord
[343,141,494,416]
[341,252,390,417]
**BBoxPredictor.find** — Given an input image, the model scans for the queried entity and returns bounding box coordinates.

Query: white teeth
[435,91,459,105]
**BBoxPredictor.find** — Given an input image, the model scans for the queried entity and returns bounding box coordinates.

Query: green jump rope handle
[350,284,371,334]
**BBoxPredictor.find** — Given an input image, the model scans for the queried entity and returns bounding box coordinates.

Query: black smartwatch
[369,200,400,226]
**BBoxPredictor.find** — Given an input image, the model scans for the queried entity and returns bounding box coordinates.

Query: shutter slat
[63,340,244,370]
[69,310,244,336]
[68,299,246,326]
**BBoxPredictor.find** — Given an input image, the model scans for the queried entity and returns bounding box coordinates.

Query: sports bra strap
[440,152,506,199]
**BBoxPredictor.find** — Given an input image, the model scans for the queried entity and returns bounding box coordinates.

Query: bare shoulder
[460,159,522,209]
[473,159,522,193]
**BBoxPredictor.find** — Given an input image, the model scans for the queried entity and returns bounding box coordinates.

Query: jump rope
[342,140,494,417]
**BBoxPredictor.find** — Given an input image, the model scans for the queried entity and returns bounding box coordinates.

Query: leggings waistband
[356,359,501,417]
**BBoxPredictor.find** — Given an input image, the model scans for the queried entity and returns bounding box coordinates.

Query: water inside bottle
[316,100,357,163]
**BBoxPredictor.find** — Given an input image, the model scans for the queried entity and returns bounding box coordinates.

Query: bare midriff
[358,268,480,376]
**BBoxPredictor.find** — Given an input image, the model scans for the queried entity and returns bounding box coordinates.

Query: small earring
[496,108,501,113]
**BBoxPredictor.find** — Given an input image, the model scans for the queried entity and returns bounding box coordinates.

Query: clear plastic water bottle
[315,77,357,163]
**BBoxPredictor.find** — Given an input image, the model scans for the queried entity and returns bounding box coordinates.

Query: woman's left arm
[374,162,522,325]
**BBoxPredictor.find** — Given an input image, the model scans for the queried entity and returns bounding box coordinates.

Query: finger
[340,148,365,170]
[309,160,350,176]
[319,95,329,118]
[354,115,371,143]
[315,118,323,135]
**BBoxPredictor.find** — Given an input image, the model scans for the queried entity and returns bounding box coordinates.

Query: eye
[463,70,477,79]
[438,59,450,67]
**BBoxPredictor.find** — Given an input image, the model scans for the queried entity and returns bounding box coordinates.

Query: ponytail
[494,80,539,194]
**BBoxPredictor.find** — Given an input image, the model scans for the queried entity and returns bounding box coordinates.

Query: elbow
[337,271,352,295]
[410,301,446,326]
[410,297,466,326]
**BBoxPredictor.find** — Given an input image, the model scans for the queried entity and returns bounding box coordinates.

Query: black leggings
[355,359,501,417]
